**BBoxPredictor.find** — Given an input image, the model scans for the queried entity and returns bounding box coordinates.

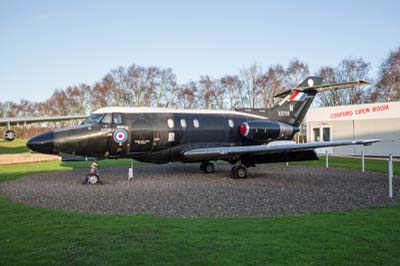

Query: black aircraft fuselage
[27,108,303,167]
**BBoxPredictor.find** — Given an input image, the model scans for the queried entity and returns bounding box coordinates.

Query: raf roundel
[113,129,128,144]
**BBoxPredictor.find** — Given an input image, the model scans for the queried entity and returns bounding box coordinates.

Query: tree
[336,58,370,105]
[240,63,263,108]
[261,64,286,108]
[177,81,198,109]
[152,67,178,108]
[221,75,242,109]
[317,58,371,107]
[316,66,343,106]
[198,75,214,109]
[372,47,400,102]
[286,59,309,88]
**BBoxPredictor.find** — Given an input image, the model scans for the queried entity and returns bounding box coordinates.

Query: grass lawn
[293,156,400,176]
[0,139,32,154]
[0,148,399,265]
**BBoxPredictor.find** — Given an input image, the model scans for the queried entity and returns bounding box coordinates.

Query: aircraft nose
[27,131,55,154]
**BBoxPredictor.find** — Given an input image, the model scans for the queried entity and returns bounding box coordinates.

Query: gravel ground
[0,164,398,217]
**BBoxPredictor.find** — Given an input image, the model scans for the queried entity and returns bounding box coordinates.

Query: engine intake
[239,120,298,143]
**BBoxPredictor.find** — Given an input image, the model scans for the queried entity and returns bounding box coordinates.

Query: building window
[168,119,174,128]
[323,127,331,142]
[313,128,320,142]
[193,119,199,128]
[180,119,187,128]
[228,119,234,128]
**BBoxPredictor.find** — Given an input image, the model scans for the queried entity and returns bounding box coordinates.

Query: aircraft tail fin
[237,77,370,127]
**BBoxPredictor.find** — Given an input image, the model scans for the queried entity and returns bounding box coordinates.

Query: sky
[1,0,400,102]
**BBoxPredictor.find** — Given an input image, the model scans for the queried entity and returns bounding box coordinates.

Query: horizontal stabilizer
[275,79,370,98]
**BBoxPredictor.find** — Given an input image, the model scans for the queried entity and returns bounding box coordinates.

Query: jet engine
[239,120,298,143]
[4,129,15,141]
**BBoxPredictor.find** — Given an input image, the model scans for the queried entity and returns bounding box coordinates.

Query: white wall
[306,101,400,157]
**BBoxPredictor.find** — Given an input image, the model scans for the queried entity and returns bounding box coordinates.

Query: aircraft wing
[0,115,87,127]
[183,139,380,159]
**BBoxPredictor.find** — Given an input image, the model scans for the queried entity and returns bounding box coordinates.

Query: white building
[306,101,400,157]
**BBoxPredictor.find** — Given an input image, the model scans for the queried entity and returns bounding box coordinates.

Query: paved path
[0,153,58,166]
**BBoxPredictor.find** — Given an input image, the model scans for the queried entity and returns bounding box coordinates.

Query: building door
[312,126,332,154]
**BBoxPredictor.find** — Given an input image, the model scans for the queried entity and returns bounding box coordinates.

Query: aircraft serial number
[278,111,290,116]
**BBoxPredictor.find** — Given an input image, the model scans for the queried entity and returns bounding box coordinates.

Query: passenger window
[228,119,234,128]
[180,119,187,128]
[168,119,174,128]
[113,113,123,124]
[193,119,199,128]
[101,113,112,124]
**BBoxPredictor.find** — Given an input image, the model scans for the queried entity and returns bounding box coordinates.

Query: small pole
[388,154,393,198]
[286,162,289,166]
[128,159,134,181]
[325,149,329,169]
[361,151,365,172]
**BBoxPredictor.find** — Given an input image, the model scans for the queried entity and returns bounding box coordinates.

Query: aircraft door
[130,117,154,153]
[107,113,131,155]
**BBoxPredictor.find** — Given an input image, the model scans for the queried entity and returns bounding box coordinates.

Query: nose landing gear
[82,161,100,185]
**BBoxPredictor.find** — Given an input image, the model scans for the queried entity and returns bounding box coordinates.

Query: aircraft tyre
[231,166,247,179]
[87,174,100,185]
[202,162,215,173]
[231,166,236,176]
[200,162,206,172]
[4,129,15,141]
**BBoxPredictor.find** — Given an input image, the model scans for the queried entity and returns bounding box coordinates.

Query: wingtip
[362,139,381,146]
[357,79,371,85]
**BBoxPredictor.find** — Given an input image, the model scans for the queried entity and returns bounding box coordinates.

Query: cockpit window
[83,114,104,124]
[113,113,123,124]
[101,113,112,124]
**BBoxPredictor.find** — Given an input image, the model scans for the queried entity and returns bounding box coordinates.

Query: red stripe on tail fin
[288,91,299,101]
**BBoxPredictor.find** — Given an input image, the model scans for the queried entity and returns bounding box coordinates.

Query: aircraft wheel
[200,162,206,172]
[203,162,215,173]
[232,166,247,179]
[88,174,100,185]
[231,166,237,176]
[4,129,15,141]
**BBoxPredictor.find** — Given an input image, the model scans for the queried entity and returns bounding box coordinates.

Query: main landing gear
[230,164,248,179]
[199,161,248,178]
[82,161,100,185]
[200,161,215,173]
